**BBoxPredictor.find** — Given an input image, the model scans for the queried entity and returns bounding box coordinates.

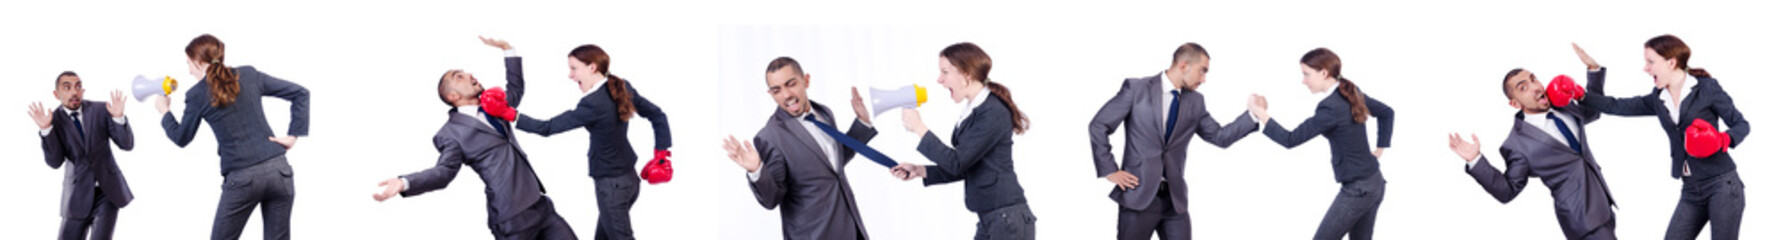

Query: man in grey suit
[1087,43,1260,240]
[31,71,136,240]
[372,37,577,240]
[723,56,878,240]
[1446,67,1616,240]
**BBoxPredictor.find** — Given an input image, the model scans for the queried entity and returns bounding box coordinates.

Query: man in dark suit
[1087,43,1259,240]
[1447,68,1617,240]
[372,37,577,240]
[722,56,877,240]
[31,71,136,240]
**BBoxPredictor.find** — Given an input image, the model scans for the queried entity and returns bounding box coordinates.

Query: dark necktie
[1164,90,1181,142]
[71,111,86,138]
[480,109,509,138]
[803,114,897,168]
[1548,114,1582,153]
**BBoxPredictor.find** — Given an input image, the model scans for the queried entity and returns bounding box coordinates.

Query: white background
[3,1,1776,239]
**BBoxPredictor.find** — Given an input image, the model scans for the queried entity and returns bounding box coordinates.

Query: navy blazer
[400,56,549,227]
[41,101,136,218]
[1263,91,1395,183]
[515,79,671,178]
[919,94,1028,213]
[1579,68,1750,179]
[161,66,310,175]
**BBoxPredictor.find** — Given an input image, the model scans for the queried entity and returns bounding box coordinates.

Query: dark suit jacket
[1468,106,1617,239]
[747,102,876,240]
[516,79,671,178]
[41,101,136,218]
[919,93,1032,213]
[1579,67,1750,179]
[400,57,547,225]
[1263,91,1394,183]
[160,66,310,175]
[1088,74,1258,212]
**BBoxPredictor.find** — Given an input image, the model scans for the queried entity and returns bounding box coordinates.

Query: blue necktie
[803,114,897,168]
[1164,90,1181,142]
[71,111,86,138]
[1548,114,1582,153]
[480,109,509,138]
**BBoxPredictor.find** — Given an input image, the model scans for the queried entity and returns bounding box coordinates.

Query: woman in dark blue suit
[1575,35,1749,240]
[1251,48,1394,240]
[506,42,673,240]
[156,34,310,240]
[890,42,1036,240]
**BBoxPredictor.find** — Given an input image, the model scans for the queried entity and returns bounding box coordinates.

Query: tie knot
[1546,113,1562,121]
[803,114,823,124]
[1170,89,1180,96]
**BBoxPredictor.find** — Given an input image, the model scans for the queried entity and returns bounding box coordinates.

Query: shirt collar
[1660,75,1699,101]
[1316,81,1341,101]
[1160,71,1181,92]
[584,77,610,98]
[455,105,483,117]
[64,104,82,117]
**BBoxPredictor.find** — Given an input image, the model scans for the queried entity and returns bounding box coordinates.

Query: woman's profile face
[1300,63,1327,92]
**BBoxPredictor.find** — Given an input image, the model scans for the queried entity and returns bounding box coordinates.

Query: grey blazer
[1089,74,1257,212]
[747,102,877,240]
[400,57,548,227]
[1469,105,1617,239]
[41,101,136,218]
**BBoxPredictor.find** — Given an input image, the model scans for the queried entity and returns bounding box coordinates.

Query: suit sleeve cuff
[503,49,518,57]
[1467,155,1483,169]
[400,177,410,192]
[746,170,762,182]
[113,116,127,124]
[39,127,52,137]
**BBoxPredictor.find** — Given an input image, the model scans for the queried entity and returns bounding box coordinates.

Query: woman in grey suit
[891,42,1036,240]
[1250,48,1395,240]
[156,34,310,240]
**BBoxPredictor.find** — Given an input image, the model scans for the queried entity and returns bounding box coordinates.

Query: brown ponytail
[569,44,635,122]
[1300,48,1369,123]
[942,42,1028,134]
[1645,34,1710,78]
[186,34,239,107]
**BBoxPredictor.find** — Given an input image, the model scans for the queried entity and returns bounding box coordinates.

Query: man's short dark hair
[1503,68,1532,99]
[438,69,461,107]
[766,56,804,75]
[1171,43,1210,65]
[56,71,78,87]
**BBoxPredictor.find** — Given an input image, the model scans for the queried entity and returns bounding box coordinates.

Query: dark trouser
[974,202,1036,240]
[212,155,294,240]
[492,196,579,240]
[593,174,641,240]
[1313,173,1385,240]
[1580,215,1617,240]
[1665,171,1745,240]
[60,187,119,240]
[1118,182,1190,240]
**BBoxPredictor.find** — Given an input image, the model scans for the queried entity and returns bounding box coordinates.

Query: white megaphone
[869,84,929,117]
[131,75,179,102]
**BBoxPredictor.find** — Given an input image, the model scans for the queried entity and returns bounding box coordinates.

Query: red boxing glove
[640,149,673,184]
[1546,74,1585,107]
[479,87,516,121]
[1685,119,1732,158]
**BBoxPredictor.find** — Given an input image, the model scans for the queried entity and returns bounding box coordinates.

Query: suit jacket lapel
[1165,90,1197,144]
[447,111,502,137]
[775,103,837,172]
[1677,81,1707,124]
[57,107,88,154]
[1137,75,1166,143]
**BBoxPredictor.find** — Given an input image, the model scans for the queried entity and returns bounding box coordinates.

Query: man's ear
[801,74,812,84]
[1508,99,1520,109]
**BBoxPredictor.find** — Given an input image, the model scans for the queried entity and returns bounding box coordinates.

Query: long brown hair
[569,44,635,122]
[1646,34,1710,78]
[941,42,1028,134]
[186,34,239,107]
[1301,48,1369,123]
